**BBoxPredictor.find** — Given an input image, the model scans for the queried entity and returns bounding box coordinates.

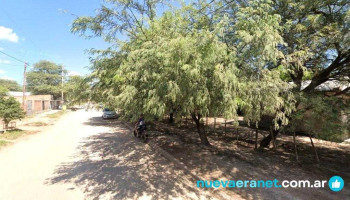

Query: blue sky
[0,0,109,84]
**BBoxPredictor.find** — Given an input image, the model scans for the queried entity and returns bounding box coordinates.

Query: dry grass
[0,140,9,148]
[46,111,66,119]
[0,129,27,140]
[25,122,48,126]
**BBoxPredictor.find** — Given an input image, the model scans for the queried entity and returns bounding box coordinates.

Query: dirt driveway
[0,110,218,200]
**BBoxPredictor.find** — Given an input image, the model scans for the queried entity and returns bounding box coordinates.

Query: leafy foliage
[0,79,21,91]
[27,60,66,99]
[0,86,8,98]
[0,97,25,128]
[71,0,349,144]
[291,93,350,142]
[64,75,91,106]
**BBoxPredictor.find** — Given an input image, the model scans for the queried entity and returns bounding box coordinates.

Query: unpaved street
[0,110,215,200]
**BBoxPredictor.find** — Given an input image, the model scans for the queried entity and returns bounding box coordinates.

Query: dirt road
[0,110,216,200]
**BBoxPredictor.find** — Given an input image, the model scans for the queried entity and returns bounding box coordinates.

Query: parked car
[102,108,118,119]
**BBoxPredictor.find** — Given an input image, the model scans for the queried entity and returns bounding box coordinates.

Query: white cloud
[0,69,5,74]
[68,71,81,76]
[0,76,14,80]
[0,59,11,64]
[0,26,19,43]
[0,47,4,51]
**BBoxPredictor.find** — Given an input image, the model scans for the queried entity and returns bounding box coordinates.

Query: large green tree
[113,11,240,145]
[0,79,21,91]
[64,75,91,106]
[259,0,349,146]
[71,0,349,147]
[71,0,297,145]
[27,60,66,99]
[209,0,349,146]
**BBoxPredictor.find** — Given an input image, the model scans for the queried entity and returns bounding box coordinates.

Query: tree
[64,75,90,106]
[26,60,66,99]
[114,10,242,145]
[71,1,297,145]
[71,0,349,148]
[0,97,25,129]
[214,0,349,147]
[71,0,163,42]
[0,79,21,91]
[0,86,8,98]
[259,0,349,147]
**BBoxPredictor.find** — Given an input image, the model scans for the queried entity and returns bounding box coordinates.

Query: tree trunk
[205,116,208,132]
[213,117,216,132]
[169,112,174,124]
[309,134,320,163]
[270,126,276,148]
[293,132,299,162]
[259,128,279,149]
[4,121,9,130]
[255,128,258,150]
[191,113,210,146]
[224,119,227,136]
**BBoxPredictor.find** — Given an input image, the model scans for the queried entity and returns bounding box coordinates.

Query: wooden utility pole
[22,62,27,108]
[61,65,64,105]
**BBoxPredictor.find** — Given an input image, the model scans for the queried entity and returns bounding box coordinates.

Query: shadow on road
[46,118,209,199]
[83,116,119,127]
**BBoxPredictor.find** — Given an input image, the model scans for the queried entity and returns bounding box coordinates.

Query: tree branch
[303,53,345,92]
[334,87,350,96]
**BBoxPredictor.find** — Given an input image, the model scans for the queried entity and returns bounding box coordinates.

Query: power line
[0,50,27,64]
[0,41,27,59]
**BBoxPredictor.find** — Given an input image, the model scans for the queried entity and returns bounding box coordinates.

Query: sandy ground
[0,110,218,200]
[150,121,350,200]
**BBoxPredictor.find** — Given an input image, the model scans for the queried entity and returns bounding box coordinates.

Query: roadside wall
[11,95,53,115]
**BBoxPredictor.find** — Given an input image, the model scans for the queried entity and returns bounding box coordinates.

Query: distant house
[9,92,53,115]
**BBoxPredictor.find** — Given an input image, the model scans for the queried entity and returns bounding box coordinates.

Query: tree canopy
[27,60,66,99]
[0,79,21,91]
[64,75,91,106]
[71,0,350,145]
[0,96,25,129]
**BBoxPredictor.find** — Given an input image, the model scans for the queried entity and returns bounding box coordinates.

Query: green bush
[0,97,25,129]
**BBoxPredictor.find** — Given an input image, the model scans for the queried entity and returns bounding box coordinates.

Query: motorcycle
[133,124,148,143]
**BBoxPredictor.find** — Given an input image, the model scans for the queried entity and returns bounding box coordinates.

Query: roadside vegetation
[67,0,348,163]
[0,87,25,129]
[0,140,9,148]
[0,129,27,148]
[0,79,22,92]
[26,61,67,100]
[0,129,27,140]
[46,111,66,119]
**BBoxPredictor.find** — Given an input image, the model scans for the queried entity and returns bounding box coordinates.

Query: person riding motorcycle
[135,114,146,134]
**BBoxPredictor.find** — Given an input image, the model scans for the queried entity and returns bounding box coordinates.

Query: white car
[102,108,118,119]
